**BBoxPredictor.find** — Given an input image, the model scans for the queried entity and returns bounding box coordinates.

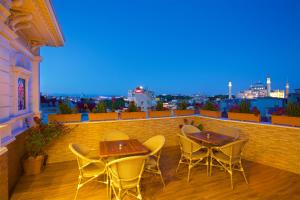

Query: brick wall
[193,116,300,174]
[44,116,300,174]
[45,117,188,163]
[0,149,8,200]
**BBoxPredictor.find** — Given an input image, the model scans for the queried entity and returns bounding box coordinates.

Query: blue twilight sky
[41,0,300,96]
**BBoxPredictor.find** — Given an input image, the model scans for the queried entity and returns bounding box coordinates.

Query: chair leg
[106,175,110,200]
[74,188,79,200]
[117,188,121,200]
[206,157,209,176]
[109,184,111,200]
[137,185,142,200]
[176,156,182,173]
[240,161,248,184]
[229,165,233,190]
[74,176,82,200]
[209,156,213,176]
[158,170,165,188]
[187,159,192,182]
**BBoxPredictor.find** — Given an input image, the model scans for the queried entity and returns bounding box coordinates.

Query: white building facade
[0,0,64,151]
[128,86,156,111]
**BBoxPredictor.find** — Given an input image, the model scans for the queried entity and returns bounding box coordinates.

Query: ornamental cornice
[31,0,64,46]
[7,0,64,50]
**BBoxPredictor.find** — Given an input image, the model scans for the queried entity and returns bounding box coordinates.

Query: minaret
[228,81,232,99]
[266,75,271,97]
[285,81,289,98]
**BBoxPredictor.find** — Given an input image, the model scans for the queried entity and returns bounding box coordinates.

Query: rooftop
[11,147,300,200]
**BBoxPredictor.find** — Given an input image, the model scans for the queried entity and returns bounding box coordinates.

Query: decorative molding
[4,0,64,55]
[0,0,12,10]
[12,65,31,77]
[0,2,11,21]
[0,147,8,156]
[0,20,18,41]
[29,40,45,52]
[32,0,64,46]
[11,0,23,7]
[31,55,42,62]
[10,39,34,59]
[8,11,32,31]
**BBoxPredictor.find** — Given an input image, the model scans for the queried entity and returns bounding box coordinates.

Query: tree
[59,102,75,114]
[94,101,106,113]
[127,101,138,112]
[178,100,188,110]
[156,101,164,111]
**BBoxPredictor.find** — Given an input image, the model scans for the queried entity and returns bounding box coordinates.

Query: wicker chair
[181,125,201,136]
[69,143,108,200]
[215,126,240,140]
[176,134,209,182]
[210,139,248,189]
[103,131,130,141]
[143,135,166,187]
[107,155,146,200]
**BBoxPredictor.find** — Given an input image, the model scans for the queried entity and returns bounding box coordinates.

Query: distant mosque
[229,76,288,99]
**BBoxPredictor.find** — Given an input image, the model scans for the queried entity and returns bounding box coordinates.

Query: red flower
[251,107,260,116]
[271,107,286,116]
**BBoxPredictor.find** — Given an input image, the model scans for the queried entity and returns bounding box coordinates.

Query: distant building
[128,86,156,111]
[270,90,285,98]
[228,81,233,99]
[191,94,208,104]
[237,81,267,99]
[237,76,285,99]
[267,76,271,97]
[285,82,289,98]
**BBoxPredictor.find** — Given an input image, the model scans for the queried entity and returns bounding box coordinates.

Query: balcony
[3,115,300,200]
[11,147,300,200]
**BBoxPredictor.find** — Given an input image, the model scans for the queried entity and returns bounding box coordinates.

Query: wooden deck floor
[11,147,300,200]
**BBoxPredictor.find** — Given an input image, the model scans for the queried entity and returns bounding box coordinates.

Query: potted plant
[271,102,300,127]
[23,117,71,175]
[149,101,171,118]
[89,101,118,121]
[200,101,222,118]
[175,101,194,116]
[121,101,146,119]
[228,100,261,122]
[48,101,81,123]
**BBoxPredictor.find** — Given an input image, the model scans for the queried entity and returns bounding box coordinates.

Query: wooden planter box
[228,112,261,123]
[89,112,119,121]
[48,114,81,123]
[23,155,45,175]
[149,111,171,118]
[174,110,195,116]
[271,115,300,127]
[200,110,221,118]
[120,112,147,120]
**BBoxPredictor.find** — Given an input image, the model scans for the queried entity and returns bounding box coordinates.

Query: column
[31,56,42,117]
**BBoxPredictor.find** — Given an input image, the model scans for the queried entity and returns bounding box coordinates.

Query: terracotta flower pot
[48,114,81,123]
[89,112,118,121]
[174,110,195,116]
[271,115,300,127]
[121,112,147,120]
[228,112,261,123]
[23,155,45,175]
[200,110,221,118]
[149,111,171,118]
